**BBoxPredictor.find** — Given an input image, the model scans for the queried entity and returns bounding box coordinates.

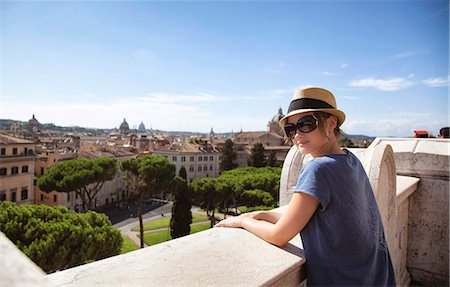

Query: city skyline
[1,1,448,137]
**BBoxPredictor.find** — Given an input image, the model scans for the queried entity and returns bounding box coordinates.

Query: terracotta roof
[0,133,35,144]
[414,130,429,135]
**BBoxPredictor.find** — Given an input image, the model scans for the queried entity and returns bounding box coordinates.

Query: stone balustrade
[2,138,448,287]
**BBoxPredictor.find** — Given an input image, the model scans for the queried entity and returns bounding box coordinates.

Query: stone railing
[3,138,448,286]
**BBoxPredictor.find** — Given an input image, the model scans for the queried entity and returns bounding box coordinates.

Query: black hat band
[288,98,334,113]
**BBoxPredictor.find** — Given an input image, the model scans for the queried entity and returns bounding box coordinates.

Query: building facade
[152,141,221,182]
[0,133,36,205]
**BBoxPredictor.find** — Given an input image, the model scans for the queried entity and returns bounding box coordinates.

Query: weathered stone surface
[0,232,50,287]
[371,138,449,286]
[47,227,305,287]
[407,177,449,285]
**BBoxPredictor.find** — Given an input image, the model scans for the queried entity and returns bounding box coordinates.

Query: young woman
[215,87,396,286]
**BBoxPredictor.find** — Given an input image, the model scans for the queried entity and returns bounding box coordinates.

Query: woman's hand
[214,216,244,228]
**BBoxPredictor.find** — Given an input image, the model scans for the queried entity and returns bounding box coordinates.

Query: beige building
[0,133,36,205]
[34,151,78,208]
[152,140,221,182]
[234,131,287,167]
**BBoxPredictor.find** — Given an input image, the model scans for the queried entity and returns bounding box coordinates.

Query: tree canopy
[191,167,282,218]
[219,139,238,172]
[0,202,122,273]
[37,157,117,211]
[120,155,176,247]
[248,143,266,167]
[170,176,192,239]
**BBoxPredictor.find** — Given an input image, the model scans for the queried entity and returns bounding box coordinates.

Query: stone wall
[369,138,449,286]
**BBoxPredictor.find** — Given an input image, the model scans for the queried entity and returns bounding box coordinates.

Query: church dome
[28,114,40,125]
[120,118,129,130]
[138,122,146,132]
[270,108,284,123]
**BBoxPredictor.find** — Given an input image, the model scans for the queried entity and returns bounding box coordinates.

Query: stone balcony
[1,138,449,287]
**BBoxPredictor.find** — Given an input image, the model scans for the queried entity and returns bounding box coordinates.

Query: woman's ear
[328,115,338,132]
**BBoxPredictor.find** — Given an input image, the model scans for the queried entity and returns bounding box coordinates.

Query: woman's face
[286,112,334,156]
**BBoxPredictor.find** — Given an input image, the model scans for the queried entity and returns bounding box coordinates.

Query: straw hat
[278,87,346,128]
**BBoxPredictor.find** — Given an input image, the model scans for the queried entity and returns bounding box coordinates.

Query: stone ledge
[396,175,420,203]
[47,227,306,287]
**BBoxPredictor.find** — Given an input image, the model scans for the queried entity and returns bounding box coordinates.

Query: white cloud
[392,50,429,59]
[340,63,349,69]
[348,76,415,91]
[1,93,268,132]
[342,114,447,137]
[321,71,336,76]
[422,76,450,87]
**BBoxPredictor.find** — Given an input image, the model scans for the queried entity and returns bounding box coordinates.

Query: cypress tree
[170,173,192,239]
[220,139,238,172]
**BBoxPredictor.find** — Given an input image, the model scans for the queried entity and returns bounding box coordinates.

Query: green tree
[0,201,122,273]
[248,143,266,167]
[266,150,279,167]
[191,177,218,227]
[339,137,356,148]
[215,175,240,218]
[121,155,175,248]
[240,189,275,207]
[170,176,192,239]
[37,157,117,212]
[219,167,281,207]
[219,139,238,172]
[178,166,187,181]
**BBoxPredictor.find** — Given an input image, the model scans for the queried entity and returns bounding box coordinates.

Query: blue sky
[1,0,448,137]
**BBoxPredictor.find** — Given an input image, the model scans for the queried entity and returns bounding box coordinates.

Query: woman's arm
[215,192,319,247]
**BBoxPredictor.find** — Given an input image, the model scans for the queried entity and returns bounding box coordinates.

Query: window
[204,156,208,161]
[11,189,17,202]
[53,195,57,202]
[198,165,202,171]
[40,194,44,201]
[210,165,213,171]
[0,191,6,201]
[67,193,70,201]
[189,165,194,172]
[12,148,17,155]
[181,156,186,162]
[22,165,29,173]
[198,156,202,161]
[24,147,28,155]
[203,166,207,171]
[21,188,28,200]
[172,156,177,162]
[11,166,19,175]
[0,168,6,176]
[190,156,194,162]
[0,148,5,155]
[210,156,214,161]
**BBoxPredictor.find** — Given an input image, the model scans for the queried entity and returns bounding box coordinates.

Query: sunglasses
[284,115,319,138]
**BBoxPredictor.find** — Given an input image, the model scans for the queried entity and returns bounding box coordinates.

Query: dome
[120,118,129,130]
[270,108,284,123]
[28,114,40,125]
[138,121,146,132]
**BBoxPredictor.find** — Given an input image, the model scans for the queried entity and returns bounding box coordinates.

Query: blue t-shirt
[295,150,396,286]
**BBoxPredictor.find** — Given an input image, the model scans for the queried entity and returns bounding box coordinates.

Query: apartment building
[233,131,287,167]
[34,151,78,208]
[0,133,36,205]
[152,140,221,182]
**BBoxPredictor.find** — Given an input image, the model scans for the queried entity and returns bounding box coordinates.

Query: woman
[215,87,396,286]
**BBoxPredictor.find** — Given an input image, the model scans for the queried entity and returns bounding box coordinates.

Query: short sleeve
[295,160,331,212]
